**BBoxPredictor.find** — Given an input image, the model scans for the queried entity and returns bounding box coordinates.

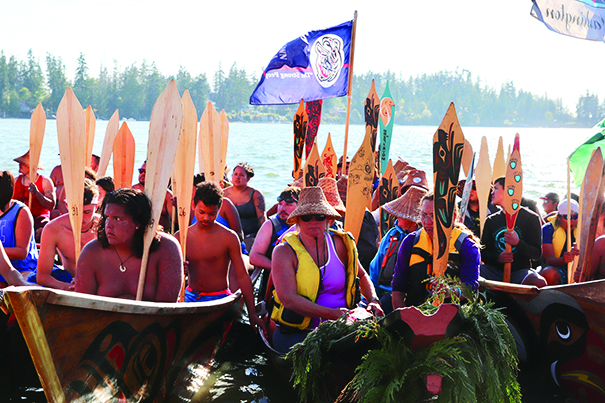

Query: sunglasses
[561,214,578,220]
[138,168,146,174]
[300,214,327,222]
[277,195,298,203]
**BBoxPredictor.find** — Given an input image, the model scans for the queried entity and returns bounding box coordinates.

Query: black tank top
[236,189,261,237]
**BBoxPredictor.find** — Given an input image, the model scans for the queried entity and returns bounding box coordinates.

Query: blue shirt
[368,220,409,293]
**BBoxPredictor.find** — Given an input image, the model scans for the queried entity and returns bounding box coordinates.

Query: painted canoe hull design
[481,279,605,402]
[1,286,244,402]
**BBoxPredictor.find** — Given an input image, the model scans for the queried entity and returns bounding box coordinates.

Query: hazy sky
[3,0,604,111]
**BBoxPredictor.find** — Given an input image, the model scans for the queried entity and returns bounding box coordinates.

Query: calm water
[1,118,589,402]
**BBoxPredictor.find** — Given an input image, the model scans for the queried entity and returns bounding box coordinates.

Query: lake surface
[1,118,589,402]
[0,118,592,210]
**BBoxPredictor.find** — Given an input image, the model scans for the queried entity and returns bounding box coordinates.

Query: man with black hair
[175,182,266,332]
[76,188,184,302]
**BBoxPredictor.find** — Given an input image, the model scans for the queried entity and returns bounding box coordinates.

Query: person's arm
[37,222,72,290]
[459,237,480,292]
[155,234,184,302]
[392,291,406,310]
[221,198,244,241]
[227,232,267,332]
[0,243,27,286]
[511,210,542,261]
[4,206,34,260]
[391,232,414,309]
[75,241,100,295]
[585,236,605,281]
[29,177,55,211]
[253,188,267,227]
[480,215,503,267]
[249,220,273,269]
[358,266,384,316]
[272,243,347,320]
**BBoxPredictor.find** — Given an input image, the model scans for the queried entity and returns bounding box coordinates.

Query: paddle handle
[566,158,573,283]
[503,240,512,283]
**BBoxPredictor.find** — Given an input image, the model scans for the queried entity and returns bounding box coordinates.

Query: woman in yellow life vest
[271,186,384,354]
[539,199,580,285]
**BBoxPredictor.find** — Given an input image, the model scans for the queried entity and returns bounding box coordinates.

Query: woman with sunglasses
[270,187,383,354]
[539,199,579,285]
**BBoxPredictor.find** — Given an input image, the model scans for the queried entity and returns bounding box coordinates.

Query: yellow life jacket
[271,229,359,330]
[546,216,577,258]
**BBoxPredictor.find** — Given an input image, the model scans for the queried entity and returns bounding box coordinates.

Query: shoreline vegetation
[0,49,602,128]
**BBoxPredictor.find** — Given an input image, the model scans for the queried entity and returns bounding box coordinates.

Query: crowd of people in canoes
[1,146,604,354]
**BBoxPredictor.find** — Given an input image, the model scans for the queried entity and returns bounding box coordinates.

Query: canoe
[259,304,462,401]
[480,278,605,402]
[0,267,262,403]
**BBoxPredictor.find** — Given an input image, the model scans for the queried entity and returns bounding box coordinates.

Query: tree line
[0,50,602,128]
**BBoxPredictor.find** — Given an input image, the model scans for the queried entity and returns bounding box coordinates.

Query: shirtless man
[34,179,99,290]
[175,182,265,332]
[75,188,183,302]
[133,161,173,231]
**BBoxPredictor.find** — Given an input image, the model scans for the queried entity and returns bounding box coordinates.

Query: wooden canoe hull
[481,278,605,401]
[1,286,244,402]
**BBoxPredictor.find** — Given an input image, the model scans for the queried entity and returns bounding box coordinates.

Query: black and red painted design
[293,105,308,179]
[305,100,322,158]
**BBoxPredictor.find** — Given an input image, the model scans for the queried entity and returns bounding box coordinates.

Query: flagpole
[342,10,358,173]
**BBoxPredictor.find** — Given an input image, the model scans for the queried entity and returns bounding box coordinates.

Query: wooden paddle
[220,110,229,183]
[174,90,197,301]
[56,89,87,261]
[364,79,380,152]
[344,126,374,243]
[112,122,135,190]
[567,157,574,283]
[303,140,326,187]
[492,136,506,181]
[502,134,523,283]
[84,106,96,168]
[378,82,395,175]
[458,152,476,223]
[378,159,398,238]
[577,147,605,283]
[199,101,222,183]
[97,110,119,177]
[475,136,493,238]
[432,103,465,277]
[305,100,322,158]
[321,133,337,179]
[292,100,307,179]
[461,139,473,178]
[136,80,183,301]
[28,104,46,210]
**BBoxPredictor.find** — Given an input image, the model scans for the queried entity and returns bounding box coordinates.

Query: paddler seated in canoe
[12,150,55,242]
[539,192,559,221]
[457,179,497,239]
[96,176,115,208]
[28,179,99,290]
[391,191,480,309]
[132,161,173,231]
[270,186,384,354]
[0,243,28,286]
[539,199,579,285]
[75,188,184,302]
[52,166,97,218]
[224,162,266,249]
[369,185,427,313]
[174,182,266,332]
[0,170,38,285]
[480,177,547,286]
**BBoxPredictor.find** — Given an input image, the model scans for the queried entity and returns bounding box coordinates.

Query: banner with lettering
[250,20,353,105]
[531,0,605,41]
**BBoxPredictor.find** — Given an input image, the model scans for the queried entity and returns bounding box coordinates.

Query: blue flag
[250,20,353,105]
[531,0,605,42]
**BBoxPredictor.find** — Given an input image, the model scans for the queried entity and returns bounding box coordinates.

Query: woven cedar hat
[318,177,346,216]
[287,186,341,225]
[392,159,409,176]
[400,169,428,191]
[383,185,428,223]
[336,175,348,205]
[289,176,304,189]
[13,150,45,170]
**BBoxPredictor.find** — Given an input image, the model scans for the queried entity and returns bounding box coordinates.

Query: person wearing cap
[250,186,300,297]
[270,186,384,353]
[12,150,56,241]
[369,185,427,313]
[336,155,350,179]
[0,170,38,286]
[540,192,559,219]
[480,177,546,286]
[391,191,481,309]
[539,199,579,285]
[28,179,99,290]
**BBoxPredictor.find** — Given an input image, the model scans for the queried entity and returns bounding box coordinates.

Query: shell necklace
[113,246,134,273]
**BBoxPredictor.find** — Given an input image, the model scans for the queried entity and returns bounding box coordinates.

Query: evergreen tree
[45,53,69,115]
